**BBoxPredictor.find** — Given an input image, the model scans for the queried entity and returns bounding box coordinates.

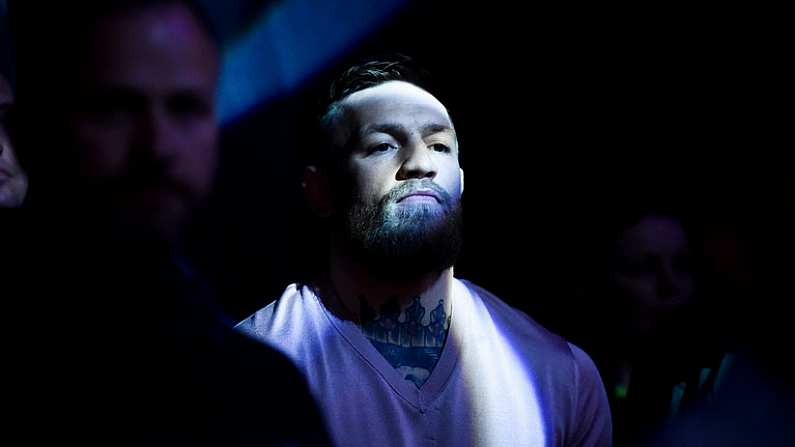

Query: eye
[168,92,212,122]
[368,143,396,154]
[619,257,657,276]
[84,92,140,126]
[430,143,451,153]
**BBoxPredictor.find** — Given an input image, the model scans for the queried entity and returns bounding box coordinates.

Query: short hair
[10,0,218,49]
[308,55,439,167]
[10,0,218,102]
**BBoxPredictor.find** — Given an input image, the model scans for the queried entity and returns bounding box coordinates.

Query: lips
[397,189,441,203]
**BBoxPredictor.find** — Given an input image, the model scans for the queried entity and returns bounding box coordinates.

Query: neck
[319,239,456,388]
[320,239,454,326]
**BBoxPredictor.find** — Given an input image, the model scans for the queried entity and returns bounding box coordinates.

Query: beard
[71,167,204,247]
[340,179,463,280]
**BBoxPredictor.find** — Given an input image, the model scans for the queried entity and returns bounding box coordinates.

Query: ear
[302,165,335,217]
[459,168,465,195]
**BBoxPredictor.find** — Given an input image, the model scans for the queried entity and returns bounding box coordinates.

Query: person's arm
[569,343,613,447]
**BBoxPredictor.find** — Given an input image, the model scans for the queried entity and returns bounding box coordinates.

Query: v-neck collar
[315,280,467,412]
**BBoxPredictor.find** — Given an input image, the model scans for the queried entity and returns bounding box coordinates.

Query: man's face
[329,81,463,276]
[0,75,28,208]
[67,3,219,237]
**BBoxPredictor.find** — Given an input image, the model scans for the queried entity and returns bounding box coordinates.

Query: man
[7,1,329,444]
[238,58,612,446]
[13,0,218,241]
[0,73,27,207]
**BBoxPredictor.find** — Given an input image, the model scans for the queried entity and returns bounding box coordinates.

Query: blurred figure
[238,57,611,447]
[0,73,27,207]
[7,1,329,444]
[569,206,728,446]
[647,176,794,447]
[16,0,216,241]
[610,213,695,341]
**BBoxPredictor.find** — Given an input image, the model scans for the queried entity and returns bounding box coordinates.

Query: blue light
[218,0,408,123]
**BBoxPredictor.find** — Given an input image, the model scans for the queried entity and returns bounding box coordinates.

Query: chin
[116,195,192,244]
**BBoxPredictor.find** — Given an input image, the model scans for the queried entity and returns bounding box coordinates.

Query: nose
[656,263,679,301]
[396,140,436,181]
[135,105,179,163]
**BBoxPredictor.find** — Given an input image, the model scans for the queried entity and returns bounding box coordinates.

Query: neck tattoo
[329,282,452,388]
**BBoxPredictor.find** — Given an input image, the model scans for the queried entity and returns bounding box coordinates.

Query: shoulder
[457,279,571,354]
[567,341,603,385]
[236,283,312,334]
[235,283,331,355]
[457,280,611,444]
[219,321,331,445]
[457,279,604,388]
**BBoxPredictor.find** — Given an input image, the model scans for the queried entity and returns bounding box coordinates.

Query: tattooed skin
[360,296,452,388]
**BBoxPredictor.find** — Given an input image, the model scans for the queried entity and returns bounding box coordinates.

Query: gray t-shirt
[237,279,611,446]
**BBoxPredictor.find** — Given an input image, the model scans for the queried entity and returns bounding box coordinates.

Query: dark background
[3,0,789,331]
[195,1,789,331]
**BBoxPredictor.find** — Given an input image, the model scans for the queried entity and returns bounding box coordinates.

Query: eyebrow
[362,122,456,139]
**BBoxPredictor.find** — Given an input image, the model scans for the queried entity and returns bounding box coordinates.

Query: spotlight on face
[329,81,464,278]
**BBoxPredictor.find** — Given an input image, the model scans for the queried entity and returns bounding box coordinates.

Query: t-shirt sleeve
[568,342,612,447]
